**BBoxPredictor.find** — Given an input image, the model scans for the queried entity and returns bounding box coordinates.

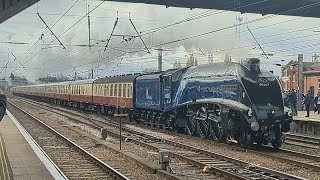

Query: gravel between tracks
[282,143,320,156]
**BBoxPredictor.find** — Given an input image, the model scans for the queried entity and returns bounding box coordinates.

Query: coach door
[162,75,172,109]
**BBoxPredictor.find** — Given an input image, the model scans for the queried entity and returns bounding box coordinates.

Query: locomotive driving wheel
[272,125,282,150]
[196,110,210,138]
[239,131,252,148]
[151,112,157,127]
[154,113,162,128]
[209,121,223,142]
[185,114,196,136]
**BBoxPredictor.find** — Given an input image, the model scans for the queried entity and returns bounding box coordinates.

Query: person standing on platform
[314,92,320,114]
[289,89,298,116]
[304,90,313,117]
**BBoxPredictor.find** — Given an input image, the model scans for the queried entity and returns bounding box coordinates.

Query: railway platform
[294,111,320,122]
[0,112,63,180]
[293,111,320,136]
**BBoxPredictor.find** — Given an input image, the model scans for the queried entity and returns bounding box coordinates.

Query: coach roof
[94,74,139,84]
[70,79,95,85]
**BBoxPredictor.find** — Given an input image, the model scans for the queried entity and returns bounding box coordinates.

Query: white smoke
[1,0,320,81]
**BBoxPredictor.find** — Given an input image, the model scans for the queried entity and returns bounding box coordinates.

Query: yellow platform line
[0,137,10,180]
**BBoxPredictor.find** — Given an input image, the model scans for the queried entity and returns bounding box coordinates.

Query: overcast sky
[1,0,320,81]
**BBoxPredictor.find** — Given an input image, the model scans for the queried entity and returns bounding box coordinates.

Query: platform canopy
[1,0,320,24]
[105,0,320,18]
[0,0,39,24]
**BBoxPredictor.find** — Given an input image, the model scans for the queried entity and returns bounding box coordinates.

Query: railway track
[284,133,320,148]
[11,97,310,180]
[8,101,130,180]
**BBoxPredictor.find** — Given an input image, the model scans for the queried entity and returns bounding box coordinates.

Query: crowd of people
[283,89,320,117]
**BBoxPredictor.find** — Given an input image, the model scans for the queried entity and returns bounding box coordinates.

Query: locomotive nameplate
[258,78,269,86]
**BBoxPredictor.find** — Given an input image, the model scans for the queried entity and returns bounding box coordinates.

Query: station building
[280,57,320,96]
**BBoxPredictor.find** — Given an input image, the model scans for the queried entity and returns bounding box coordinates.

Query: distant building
[280,60,320,96]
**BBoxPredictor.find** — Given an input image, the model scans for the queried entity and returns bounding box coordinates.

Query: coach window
[127,84,130,98]
[128,84,132,98]
[123,84,127,98]
[109,84,113,96]
[118,84,122,97]
[114,84,118,97]
[102,85,104,95]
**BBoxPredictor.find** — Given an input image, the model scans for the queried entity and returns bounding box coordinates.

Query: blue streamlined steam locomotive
[134,58,296,148]
[13,58,296,148]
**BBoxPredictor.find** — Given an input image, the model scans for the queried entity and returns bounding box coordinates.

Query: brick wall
[305,76,319,96]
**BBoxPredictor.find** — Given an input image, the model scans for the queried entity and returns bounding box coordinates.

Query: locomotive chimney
[241,58,261,74]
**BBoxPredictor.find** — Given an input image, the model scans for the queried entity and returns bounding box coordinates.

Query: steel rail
[285,133,320,146]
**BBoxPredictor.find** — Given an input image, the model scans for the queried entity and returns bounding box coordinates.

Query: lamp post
[290,65,294,90]
[298,54,303,111]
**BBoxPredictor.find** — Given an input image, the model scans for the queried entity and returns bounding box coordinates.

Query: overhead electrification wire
[154,1,320,47]
[104,12,119,51]
[21,12,158,21]
[10,0,80,71]
[246,26,268,59]
[29,1,79,52]
[129,14,150,53]
[12,0,320,75]
[20,1,105,67]
[10,0,274,75]
[37,13,67,49]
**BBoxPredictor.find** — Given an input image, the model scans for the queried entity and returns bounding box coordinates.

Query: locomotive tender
[13,58,296,148]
